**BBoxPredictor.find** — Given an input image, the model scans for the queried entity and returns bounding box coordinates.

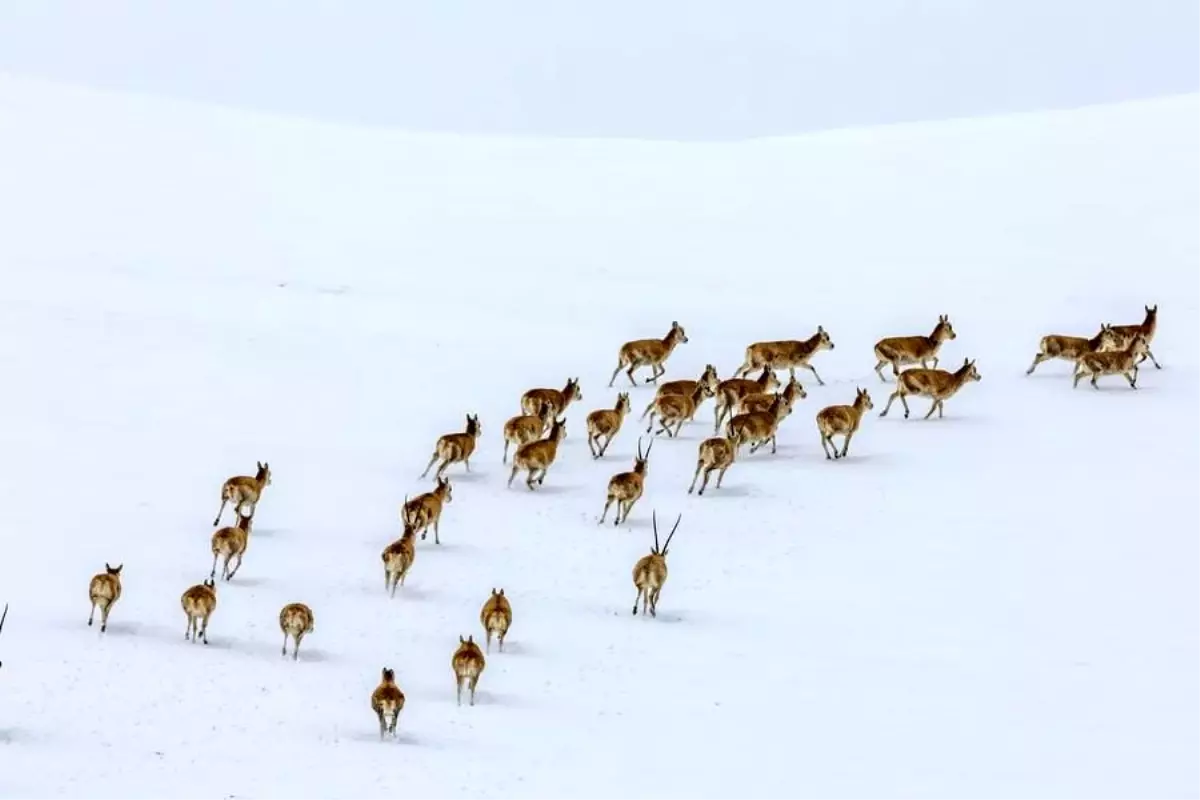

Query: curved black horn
[662,513,682,553]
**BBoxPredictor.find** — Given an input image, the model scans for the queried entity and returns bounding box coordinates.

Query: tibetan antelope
[212,461,271,526]
[210,510,253,581]
[520,378,582,419]
[279,602,314,661]
[735,326,835,384]
[873,315,957,380]
[181,578,217,645]
[382,519,417,597]
[87,563,123,633]
[816,388,874,460]
[726,394,790,455]
[687,433,740,495]
[420,414,482,480]
[598,437,652,526]
[1026,323,1118,375]
[645,381,713,438]
[371,667,406,740]
[1108,304,1160,368]
[402,478,452,544]
[1073,333,1149,390]
[480,588,513,653]
[452,635,486,706]
[507,417,567,490]
[502,401,555,464]
[586,392,632,458]
[737,375,806,416]
[713,367,780,433]
[608,321,689,386]
[632,511,680,618]
[640,364,720,419]
[880,358,982,419]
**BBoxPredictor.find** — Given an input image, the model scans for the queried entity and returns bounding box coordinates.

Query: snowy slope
[0,75,1197,799]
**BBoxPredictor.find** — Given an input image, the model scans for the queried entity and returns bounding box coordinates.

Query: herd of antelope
[64,304,1159,740]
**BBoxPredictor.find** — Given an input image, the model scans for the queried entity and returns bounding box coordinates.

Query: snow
[0,75,1197,798]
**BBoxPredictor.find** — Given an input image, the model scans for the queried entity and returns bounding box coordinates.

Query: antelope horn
[1,602,8,635]
[652,510,660,552]
[644,437,653,458]
[636,437,643,461]
[662,513,682,553]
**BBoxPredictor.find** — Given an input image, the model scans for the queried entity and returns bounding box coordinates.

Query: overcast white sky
[1,0,1196,139]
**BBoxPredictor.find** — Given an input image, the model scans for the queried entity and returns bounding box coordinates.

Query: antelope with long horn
[598,437,652,526]
[632,511,680,618]
[608,321,689,387]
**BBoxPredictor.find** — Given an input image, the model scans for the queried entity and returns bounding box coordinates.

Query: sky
[1,0,1196,139]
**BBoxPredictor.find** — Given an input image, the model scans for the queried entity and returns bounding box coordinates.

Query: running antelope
[452,635,486,706]
[508,417,567,490]
[371,667,406,740]
[726,394,790,455]
[402,478,452,544]
[502,402,555,464]
[645,381,713,438]
[687,433,740,495]
[873,315,957,380]
[1108,304,1160,369]
[608,321,689,386]
[212,461,271,526]
[880,358,982,419]
[181,578,217,645]
[279,602,314,661]
[1074,333,1149,389]
[598,437,652,526]
[381,520,417,597]
[586,392,632,458]
[713,367,780,433]
[632,511,680,618]
[735,327,835,384]
[210,510,253,581]
[420,414,482,480]
[520,378,582,419]
[87,563,123,633]
[480,588,513,653]
[736,375,806,416]
[1026,324,1118,375]
[816,388,874,460]
[641,364,720,419]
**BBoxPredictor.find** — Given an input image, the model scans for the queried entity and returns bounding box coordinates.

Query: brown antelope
[1074,333,1149,389]
[645,381,714,438]
[632,511,680,618]
[381,521,417,597]
[1108,304,1160,368]
[210,510,253,581]
[816,388,875,460]
[420,414,482,479]
[726,394,790,455]
[212,461,271,526]
[598,437,652,526]
[586,392,632,458]
[279,602,314,661]
[520,378,582,419]
[873,315,957,380]
[1026,324,1118,375]
[371,667,406,740]
[87,563,123,633]
[502,401,555,464]
[608,321,689,387]
[181,578,217,644]
[687,433,740,495]
[640,364,720,419]
[735,326,835,384]
[402,478,452,544]
[480,588,513,653]
[737,375,807,416]
[880,358,982,419]
[712,367,780,433]
[452,635,486,706]
[507,417,567,490]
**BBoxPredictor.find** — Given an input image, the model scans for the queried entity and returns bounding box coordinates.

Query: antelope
[645,381,713,438]
[873,315,957,380]
[452,635,486,706]
[1026,324,1119,375]
[736,375,807,416]
[371,667,406,740]
[212,461,271,526]
[816,388,874,460]
[726,394,790,456]
[181,578,217,645]
[598,437,652,525]
[279,602,314,661]
[641,364,720,419]
[381,520,417,597]
[687,433,740,495]
[507,417,567,490]
[502,401,555,464]
[712,367,780,433]
[1073,333,1149,390]
[734,326,835,384]
[520,378,582,419]
[87,563,123,633]
[1108,304,1160,368]
[402,478,452,544]
[608,321,689,387]
[480,588,513,653]
[632,511,680,618]
[420,414,482,480]
[880,358,982,419]
[209,510,253,581]
[586,392,632,458]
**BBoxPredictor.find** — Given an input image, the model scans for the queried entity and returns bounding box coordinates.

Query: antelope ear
[116,564,123,573]
[257,461,263,470]
[460,635,465,643]
[498,588,504,596]
[818,325,825,333]
[468,635,474,643]
[106,562,112,571]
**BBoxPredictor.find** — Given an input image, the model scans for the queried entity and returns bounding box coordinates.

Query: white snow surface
[0,76,1198,798]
